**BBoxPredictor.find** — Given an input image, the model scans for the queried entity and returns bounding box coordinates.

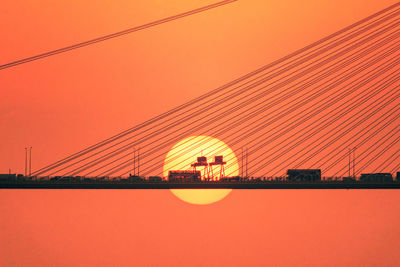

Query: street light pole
[29,147,32,177]
[24,147,27,177]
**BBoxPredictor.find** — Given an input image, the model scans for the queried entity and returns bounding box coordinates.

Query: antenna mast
[24,147,27,177]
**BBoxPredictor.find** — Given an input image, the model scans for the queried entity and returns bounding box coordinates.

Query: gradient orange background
[1,0,400,266]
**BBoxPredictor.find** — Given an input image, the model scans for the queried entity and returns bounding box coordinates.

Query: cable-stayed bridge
[1,2,400,189]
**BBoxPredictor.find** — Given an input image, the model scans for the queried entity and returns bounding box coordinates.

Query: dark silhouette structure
[1,171,400,189]
[209,156,227,179]
[191,157,209,179]
[168,170,201,182]
[287,169,322,182]
[360,173,393,182]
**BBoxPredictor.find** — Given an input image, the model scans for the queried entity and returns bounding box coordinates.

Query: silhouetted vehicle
[0,174,16,181]
[342,177,356,182]
[50,176,82,182]
[168,170,201,182]
[127,175,145,182]
[397,172,400,182]
[287,169,321,182]
[360,173,393,182]
[220,176,240,182]
[148,176,163,182]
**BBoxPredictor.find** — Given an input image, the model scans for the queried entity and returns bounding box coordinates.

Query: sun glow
[163,136,239,205]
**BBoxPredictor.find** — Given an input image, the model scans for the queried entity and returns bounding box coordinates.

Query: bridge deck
[1,182,400,189]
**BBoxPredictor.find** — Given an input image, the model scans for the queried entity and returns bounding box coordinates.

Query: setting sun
[163,135,239,204]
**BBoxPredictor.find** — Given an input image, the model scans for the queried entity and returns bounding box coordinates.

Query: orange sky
[1,0,400,266]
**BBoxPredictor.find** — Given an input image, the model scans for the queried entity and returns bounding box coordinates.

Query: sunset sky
[1,0,400,266]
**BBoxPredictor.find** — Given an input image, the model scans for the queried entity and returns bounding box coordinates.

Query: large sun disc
[163,136,239,205]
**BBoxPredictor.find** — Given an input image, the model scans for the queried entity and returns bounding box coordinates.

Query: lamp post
[24,147,27,177]
[29,147,32,177]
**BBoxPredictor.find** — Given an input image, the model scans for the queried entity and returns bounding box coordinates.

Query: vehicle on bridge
[0,174,16,182]
[342,177,356,182]
[220,176,241,182]
[168,170,201,182]
[127,175,146,182]
[49,176,82,182]
[287,169,321,182]
[148,176,163,182]
[360,173,393,182]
